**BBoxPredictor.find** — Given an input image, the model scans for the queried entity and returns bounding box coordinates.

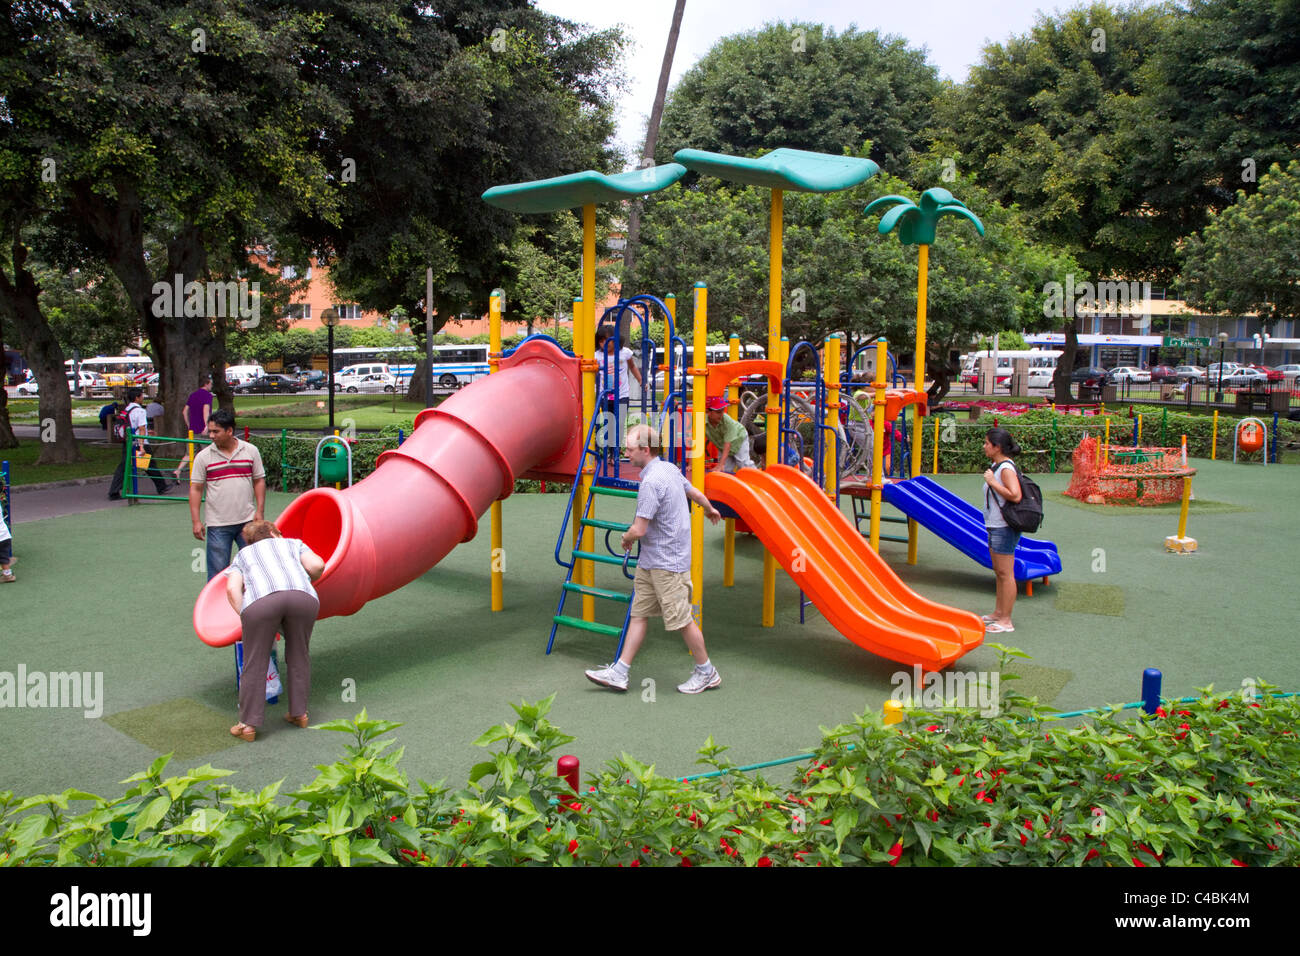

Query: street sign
[1163,336,1210,348]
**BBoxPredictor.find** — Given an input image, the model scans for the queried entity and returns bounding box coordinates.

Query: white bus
[647,343,767,392]
[428,343,490,388]
[64,355,153,389]
[960,349,1063,387]
[330,345,419,379]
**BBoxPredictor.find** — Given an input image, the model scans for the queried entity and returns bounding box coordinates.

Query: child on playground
[981,427,1023,633]
[703,396,753,472]
[0,508,14,583]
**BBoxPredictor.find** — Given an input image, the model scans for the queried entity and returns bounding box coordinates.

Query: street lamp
[1215,331,1228,404]
[321,307,339,431]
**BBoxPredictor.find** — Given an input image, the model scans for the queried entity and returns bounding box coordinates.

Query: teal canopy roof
[482,164,687,214]
[673,148,879,192]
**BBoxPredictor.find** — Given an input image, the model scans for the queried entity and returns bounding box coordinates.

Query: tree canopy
[654,22,941,174]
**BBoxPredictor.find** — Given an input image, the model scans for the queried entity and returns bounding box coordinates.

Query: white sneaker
[677,667,721,694]
[585,664,629,692]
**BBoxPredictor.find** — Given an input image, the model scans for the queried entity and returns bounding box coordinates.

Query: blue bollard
[398,428,404,446]
[1141,668,1162,715]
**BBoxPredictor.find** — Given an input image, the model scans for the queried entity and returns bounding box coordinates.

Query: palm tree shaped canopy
[864,187,985,245]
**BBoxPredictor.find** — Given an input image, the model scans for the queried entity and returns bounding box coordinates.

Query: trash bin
[315,438,351,487]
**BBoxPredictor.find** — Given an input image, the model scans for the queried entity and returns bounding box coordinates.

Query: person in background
[0,507,15,583]
[190,408,265,581]
[145,395,165,435]
[177,374,214,479]
[980,426,1023,634]
[224,519,324,741]
[108,387,175,499]
[595,329,642,461]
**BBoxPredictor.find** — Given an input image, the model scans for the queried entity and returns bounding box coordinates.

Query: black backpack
[995,461,1044,533]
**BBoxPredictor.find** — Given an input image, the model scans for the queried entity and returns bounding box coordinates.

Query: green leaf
[131,795,171,835]
[832,806,856,849]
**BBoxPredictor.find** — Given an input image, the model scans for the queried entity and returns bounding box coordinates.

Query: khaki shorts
[630,566,696,631]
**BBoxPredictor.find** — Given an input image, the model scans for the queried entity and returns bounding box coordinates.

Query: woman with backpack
[981,427,1023,633]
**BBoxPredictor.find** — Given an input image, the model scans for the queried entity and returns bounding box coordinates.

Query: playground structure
[1065,435,1196,507]
[189,147,1071,673]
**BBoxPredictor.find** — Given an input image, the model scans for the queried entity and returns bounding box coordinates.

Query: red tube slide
[193,338,584,646]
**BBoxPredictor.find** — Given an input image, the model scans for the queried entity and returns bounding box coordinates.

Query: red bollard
[557,755,579,796]
[244,426,250,441]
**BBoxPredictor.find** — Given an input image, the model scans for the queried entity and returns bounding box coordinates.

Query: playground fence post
[824,335,840,498]
[1141,668,1163,715]
[761,189,783,629]
[932,416,939,475]
[490,289,504,613]
[868,338,887,553]
[723,334,738,588]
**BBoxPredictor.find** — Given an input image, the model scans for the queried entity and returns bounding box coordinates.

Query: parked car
[1206,362,1241,380]
[232,374,304,394]
[1070,366,1110,387]
[1172,365,1206,384]
[1149,365,1178,383]
[1027,367,1055,388]
[338,372,398,394]
[1272,364,1300,386]
[298,370,326,389]
[14,370,106,396]
[1221,367,1269,388]
[1247,364,1284,382]
[1106,366,1151,384]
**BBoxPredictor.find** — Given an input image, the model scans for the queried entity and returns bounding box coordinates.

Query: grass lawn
[1,438,123,485]
[235,396,424,430]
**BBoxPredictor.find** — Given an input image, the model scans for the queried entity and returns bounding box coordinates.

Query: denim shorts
[988,527,1021,555]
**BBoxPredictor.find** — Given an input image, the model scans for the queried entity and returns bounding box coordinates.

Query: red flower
[756,857,773,867]
[1155,706,1167,718]
[364,825,374,838]
[679,856,692,867]
[887,841,903,866]
[629,859,640,867]
[568,839,578,855]
[1132,857,1146,867]
[925,724,940,732]
[927,810,940,823]
[1085,849,1100,861]
[1231,859,1247,867]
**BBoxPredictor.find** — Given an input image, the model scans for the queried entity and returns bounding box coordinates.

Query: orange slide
[192,338,585,646]
[704,465,984,671]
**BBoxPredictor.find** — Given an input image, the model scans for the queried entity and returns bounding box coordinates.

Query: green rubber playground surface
[2,458,1297,801]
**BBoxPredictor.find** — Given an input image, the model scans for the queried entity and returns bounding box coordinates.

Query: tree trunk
[0,311,19,449]
[1053,318,1080,403]
[0,240,81,464]
[620,0,686,318]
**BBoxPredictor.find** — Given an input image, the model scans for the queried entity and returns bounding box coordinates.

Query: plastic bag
[266,650,283,700]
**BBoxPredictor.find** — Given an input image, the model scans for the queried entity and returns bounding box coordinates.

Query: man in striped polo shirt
[585,423,723,695]
[189,408,266,581]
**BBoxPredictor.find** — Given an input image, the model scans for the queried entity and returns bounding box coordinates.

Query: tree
[632,156,1077,401]
[290,3,626,335]
[655,22,942,174]
[1179,161,1300,321]
[938,3,1174,280]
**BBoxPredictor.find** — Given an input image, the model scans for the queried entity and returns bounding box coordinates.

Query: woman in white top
[981,427,1023,634]
[224,520,325,741]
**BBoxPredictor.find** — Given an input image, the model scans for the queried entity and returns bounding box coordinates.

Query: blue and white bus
[330,343,489,388]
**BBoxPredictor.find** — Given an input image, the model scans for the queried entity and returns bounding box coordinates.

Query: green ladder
[547,481,639,656]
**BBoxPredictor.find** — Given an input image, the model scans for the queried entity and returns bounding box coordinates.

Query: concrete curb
[10,474,115,494]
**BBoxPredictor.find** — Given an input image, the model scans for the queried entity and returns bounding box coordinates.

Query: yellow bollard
[883,699,904,726]
[1211,409,1219,460]
[1103,418,1111,467]
[1165,473,1198,553]
[1137,413,1143,447]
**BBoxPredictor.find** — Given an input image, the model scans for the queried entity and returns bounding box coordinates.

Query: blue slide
[880,476,1062,581]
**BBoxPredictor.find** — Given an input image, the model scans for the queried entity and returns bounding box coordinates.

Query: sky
[537,0,1074,164]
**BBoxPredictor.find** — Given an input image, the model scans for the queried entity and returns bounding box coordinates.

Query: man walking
[189,408,265,580]
[108,387,175,499]
[585,424,723,694]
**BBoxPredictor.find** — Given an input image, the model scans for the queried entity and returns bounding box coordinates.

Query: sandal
[285,714,309,728]
[984,621,1015,633]
[980,614,997,624]
[230,722,256,741]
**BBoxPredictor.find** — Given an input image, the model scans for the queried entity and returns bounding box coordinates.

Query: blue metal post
[1141,668,1162,715]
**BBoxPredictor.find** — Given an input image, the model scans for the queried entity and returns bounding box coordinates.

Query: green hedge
[4,648,1296,867]
[928,406,1299,474]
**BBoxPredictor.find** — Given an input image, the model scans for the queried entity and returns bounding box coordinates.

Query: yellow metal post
[724,333,738,587]
[1103,418,1111,466]
[333,428,341,490]
[1137,413,1143,446]
[571,296,585,554]
[489,290,504,612]
[869,338,887,553]
[824,335,840,497]
[762,189,783,628]
[580,203,597,620]
[907,244,929,565]
[690,283,707,627]
[1211,409,1219,460]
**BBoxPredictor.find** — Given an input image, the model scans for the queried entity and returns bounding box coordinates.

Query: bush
[4,649,1296,866]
